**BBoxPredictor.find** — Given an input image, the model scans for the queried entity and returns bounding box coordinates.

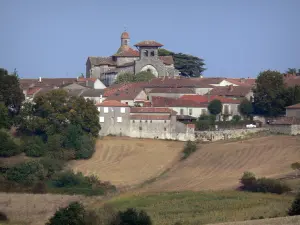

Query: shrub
[288,192,300,216]
[46,201,85,225]
[240,171,291,194]
[63,124,84,150]
[181,141,197,160]
[0,211,8,221]
[51,170,85,188]
[232,115,241,123]
[46,134,64,152]
[74,134,95,159]
[22,136,46,157]
[5,161,46,186]
[208,99,222,115]
[112,208,152,225]
[39,157,64,178]
[0,130,21,157]
[84,204,117,225]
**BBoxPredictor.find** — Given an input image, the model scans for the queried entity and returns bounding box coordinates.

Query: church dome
[121,31,129,39]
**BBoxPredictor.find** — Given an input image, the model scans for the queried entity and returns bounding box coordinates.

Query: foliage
[239,98,253,118]
[158,48,206,77]
[208,99,222,115]
[286,68,300,76]
[73,134,95,159]
[285,85,300,107]
[46,201,86,225]
[112,208,152,225]
[109,191,293,225]
[240,172,291,194]
[288,192,300,216]
[39,157,65,178]
[181,141,197,160]
[5,161,45,186]
[0,130,21,157]
[196,114,216,131]
[291,162,300,176]
[114,71,155,85]
[232,115,241,123]
[0,68,24,112]
[0,103,10,129]
[22,136,46,157]
[253,70,287,116]
[84,204,117,225]
[50,170,116,196]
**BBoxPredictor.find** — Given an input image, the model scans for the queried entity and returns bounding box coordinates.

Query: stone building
[286,103,300,118]
[86,31,179,86]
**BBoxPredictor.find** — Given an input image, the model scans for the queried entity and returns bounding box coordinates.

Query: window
[139,126,142,131]
[124,40,128,45]
[164,127,167,131]
[104,107,108,113]
[132,120,135,123]
[120,107,126,113]
[150,51,155,56]
[100,117,104,123]
[144,50,148,57]
[180,109,184,115]
[117,117,122,123]
[140,120,142,123]
[164,120,167,123]
[150,120,152,123]
[201,109,207,115]
[125,102,128,105]
[189,108,193,116]
[145,120,147,123]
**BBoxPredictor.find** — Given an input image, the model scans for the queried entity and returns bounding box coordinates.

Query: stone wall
[195,128,265,142]
[269,124,300,135]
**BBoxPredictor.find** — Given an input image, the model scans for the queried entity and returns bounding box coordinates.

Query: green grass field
[107,191,294,225]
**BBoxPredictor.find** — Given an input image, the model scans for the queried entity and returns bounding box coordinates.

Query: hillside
[208,216,300,225]
[140,135,300,192]
[69,137,184,188]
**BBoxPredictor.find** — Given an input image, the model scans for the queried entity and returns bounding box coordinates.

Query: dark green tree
[112,208,152,225]
[46,202,86,225]
[158,48,206,77]
[288,193,300,216]
[114,72,136,84]
[286,68,300,76]
[285,85,300,107]
[135,71,155,82]
[22,136,46,157]
[253,70,286,116]
[0,103,10,129]
[0,130,21,157]
[0,68,24,111]
[114,71,155,84]
[208,99,222,116]
[239,98,254,119]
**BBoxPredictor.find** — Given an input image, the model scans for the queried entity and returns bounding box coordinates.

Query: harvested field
[143,135,300,192]
[69,137,184,187]
[0,193,91,225]
[209,216,300,225]
[107,191,294,225]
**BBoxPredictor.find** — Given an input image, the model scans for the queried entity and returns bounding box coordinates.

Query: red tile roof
[208,85,252,97]
[286,103,300,109]
[187,124,196,128]
[105,86,145,101]
[104,82,148,97]
[130,107,177,115]
[26,87,41,95]
[77,77,97,82]
[284,77,300,87]
[130,115,170,120]
[95,100,129,107]
[180,95,241,104]
[225,78,255,86]
[134,40,163,47]
[152,96,208,107]
[113,45,139,57]
[149,87,195,94]
[159,56,174,65]
[121,31,129,39]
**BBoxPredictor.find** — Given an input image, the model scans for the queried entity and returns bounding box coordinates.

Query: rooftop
[208,85,252,97]
[130,107,177,115]
[95,100,129,107]
[149,87,195,94]
[180,95,241,104]
[134,40,163,47]
[152,96,208,107]
[286,103,300,109]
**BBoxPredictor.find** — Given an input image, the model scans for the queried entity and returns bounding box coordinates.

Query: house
[207,85,253,100]
[76,77,106,89]
[151,96,208,120]
[285,103,300,118]
[269,117,300,135]
[148,87,195,100]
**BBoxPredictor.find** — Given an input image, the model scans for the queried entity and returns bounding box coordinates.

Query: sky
[0,0,299,79]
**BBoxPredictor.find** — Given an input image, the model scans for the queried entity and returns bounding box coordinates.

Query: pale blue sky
[0,0,299,78]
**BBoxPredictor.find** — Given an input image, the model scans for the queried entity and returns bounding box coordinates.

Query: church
[86,31,179,86]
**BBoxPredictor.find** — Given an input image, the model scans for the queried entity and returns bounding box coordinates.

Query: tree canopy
[239,98,253,118]
[158,48,206,77]
[208,99,222,115]
[0,68,24,112]
[286,68,300,76]
[114,71,155,84]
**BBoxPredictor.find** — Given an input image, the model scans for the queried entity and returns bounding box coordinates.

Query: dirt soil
[141,135,300,192]
[208,216,300,225]
[69,136,184,187]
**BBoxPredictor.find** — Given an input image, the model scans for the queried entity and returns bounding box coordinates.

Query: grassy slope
[106,191,294,225]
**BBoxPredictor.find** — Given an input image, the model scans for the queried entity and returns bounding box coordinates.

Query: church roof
[113,45,139,57]
[87,57,116,66]
[134,40,163,47]
[121,31,129,39]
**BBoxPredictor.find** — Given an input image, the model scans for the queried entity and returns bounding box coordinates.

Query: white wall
[94,79,106,89]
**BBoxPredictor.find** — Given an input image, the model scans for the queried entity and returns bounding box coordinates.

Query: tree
[0,130,21,157]
[0,103,10,129]
[22,136,46,157]
[288,193,300,216]
[253,70,287,116]
[286,68,300,76]
[291,162,300,177]
[232,115,241,123]
[112,208,152,225]
[208,99,222,116]
[114,73,136,84]
[285,85,300,107]
[135,71,155,82]
[158,48,206,77]
[0,68,24,112]
[46,202,86,225]
[239,98,253,119]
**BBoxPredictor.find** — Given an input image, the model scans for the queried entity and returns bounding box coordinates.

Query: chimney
[228,85,233,92]
[39,77,42,82]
